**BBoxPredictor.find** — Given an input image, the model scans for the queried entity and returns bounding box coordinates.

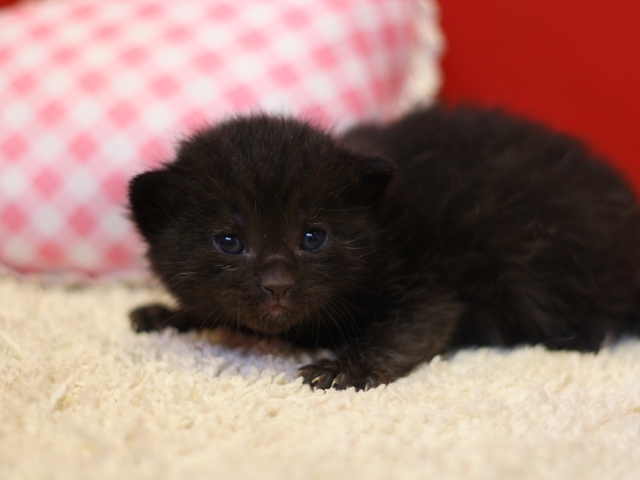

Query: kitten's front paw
[129,304,174,332]
[298,359,392,391]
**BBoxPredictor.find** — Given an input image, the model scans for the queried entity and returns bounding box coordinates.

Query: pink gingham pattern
[0,0,441,277]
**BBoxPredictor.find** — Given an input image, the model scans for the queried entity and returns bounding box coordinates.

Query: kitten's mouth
[247,299,305,334]
[264,296,292,314]
[268,305,286,316]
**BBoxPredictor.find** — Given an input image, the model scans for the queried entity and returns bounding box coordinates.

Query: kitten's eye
[301,229,327,251]
[214,234,246,255]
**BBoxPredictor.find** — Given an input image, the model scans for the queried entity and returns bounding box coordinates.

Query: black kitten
[128,106,640,390]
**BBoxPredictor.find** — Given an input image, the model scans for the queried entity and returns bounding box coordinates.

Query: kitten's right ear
[128,170,180,240]
[352,154,396,203]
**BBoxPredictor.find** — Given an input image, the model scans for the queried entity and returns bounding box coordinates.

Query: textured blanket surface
[2,275,640,480]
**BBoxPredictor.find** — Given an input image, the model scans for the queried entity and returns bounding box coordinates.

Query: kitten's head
[129,115,394,335]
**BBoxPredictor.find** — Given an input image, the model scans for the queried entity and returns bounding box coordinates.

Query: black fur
[128,105,640,390]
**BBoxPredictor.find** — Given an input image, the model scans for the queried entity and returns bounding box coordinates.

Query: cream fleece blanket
[2,275,640,480]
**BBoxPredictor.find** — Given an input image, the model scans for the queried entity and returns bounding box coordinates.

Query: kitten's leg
[129,304,201,333]
[298,291,462,390]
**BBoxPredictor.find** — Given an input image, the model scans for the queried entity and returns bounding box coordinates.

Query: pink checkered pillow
[0,0,441,277]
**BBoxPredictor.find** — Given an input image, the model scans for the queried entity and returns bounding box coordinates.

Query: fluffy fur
[128,105,640,389]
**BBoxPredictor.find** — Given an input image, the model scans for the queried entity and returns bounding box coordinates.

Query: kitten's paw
[297,359,390,391]
[129,304,174,332]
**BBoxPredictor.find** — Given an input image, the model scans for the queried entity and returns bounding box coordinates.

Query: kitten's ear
[128,169,181,240]
[351,154,396,203]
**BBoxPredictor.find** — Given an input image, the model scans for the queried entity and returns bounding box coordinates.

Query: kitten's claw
[310,372,325,385]
[297,359,388,391]
[331,373,348,389]
[363,376,382,391]
[309,372,332,389]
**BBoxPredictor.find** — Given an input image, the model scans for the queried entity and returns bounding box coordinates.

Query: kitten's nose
[261,271,294,298]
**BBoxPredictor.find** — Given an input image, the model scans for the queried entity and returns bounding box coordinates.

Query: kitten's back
[346,106,640,349]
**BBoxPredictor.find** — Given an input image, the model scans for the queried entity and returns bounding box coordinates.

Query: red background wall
[438,0,640,194]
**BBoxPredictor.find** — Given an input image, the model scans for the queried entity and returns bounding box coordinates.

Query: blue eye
[301,229,327,251]
[214,234,246,255]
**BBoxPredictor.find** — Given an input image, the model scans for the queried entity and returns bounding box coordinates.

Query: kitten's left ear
[128,169,182,240]
[351,154,396,202]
